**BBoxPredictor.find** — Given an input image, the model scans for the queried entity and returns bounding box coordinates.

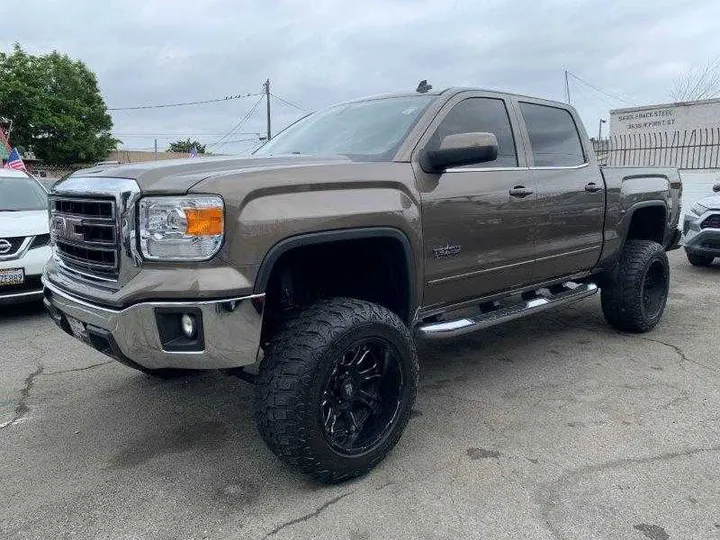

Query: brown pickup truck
[43,88,682,483]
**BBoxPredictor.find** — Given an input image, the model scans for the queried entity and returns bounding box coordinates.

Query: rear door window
[428,98,518,167]
[519,102,586,167]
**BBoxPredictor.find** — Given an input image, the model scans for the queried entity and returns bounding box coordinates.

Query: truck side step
[416,282,598,340]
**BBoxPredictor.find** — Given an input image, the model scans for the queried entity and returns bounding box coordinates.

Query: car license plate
[66,315,87,339]
[0,268,24,287]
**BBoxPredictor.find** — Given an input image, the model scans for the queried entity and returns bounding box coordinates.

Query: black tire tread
[254,297,418,483]
[601,240,669,333]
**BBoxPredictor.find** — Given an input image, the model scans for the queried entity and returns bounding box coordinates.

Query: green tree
[167,139,206,153]
[0,44,117,165]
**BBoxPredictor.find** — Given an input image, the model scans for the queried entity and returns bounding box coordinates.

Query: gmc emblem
[51,215,85,242]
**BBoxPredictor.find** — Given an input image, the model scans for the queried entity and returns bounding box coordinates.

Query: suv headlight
[690,202,707,216]
[138,195,224,261]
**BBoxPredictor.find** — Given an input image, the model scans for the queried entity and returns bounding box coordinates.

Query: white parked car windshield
[0,175,48,211]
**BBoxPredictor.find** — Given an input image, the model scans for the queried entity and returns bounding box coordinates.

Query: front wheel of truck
[601,240,670,333]
[254,298,419,483]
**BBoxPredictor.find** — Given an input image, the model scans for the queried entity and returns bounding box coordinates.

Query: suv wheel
[686,250,714,267]
[601,240,670,333]
[254,297,419,483]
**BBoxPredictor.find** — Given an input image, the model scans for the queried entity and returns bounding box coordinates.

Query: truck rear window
[519,102,586,167]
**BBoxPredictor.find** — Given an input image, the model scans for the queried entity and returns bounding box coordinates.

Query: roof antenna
[416,80,432,94]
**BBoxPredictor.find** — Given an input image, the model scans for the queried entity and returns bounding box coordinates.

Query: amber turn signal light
[184,206,224,236]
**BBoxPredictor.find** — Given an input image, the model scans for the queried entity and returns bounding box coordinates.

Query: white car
[0,170,51,304]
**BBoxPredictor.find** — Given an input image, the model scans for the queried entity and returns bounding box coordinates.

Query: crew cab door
[414,93,537,309]
[516,100,605,281]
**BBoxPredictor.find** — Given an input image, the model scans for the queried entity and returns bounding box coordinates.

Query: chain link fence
[24,149,194,189]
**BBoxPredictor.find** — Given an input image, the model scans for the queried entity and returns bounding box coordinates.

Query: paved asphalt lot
[1,250,718,540]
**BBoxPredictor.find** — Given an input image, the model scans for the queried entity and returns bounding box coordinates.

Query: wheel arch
[595,200,670,280]
[254,227,417,324]
[621,201,668,246]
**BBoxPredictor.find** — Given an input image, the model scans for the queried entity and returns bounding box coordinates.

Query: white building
[605,98,720,216]
[609,97,720,136]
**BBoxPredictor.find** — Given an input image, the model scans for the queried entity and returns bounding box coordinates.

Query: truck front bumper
[42,279,264,371]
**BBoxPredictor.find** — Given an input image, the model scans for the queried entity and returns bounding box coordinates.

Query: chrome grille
[50,196,119,281]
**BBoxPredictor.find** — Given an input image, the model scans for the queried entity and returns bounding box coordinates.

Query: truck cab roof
[346,87,570,109]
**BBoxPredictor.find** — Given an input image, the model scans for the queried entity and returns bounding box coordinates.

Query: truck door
[516,100,604,282]
[415,93,537,309]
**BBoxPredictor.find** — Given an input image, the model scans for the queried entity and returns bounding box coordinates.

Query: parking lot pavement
[0,250,718,540]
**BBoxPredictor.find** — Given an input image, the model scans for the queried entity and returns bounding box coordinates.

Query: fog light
[180,314,196,339]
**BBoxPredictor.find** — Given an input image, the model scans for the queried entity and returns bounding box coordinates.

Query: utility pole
[598,119,606,141]
[264,79,271,141]
[564,70,571,104]
[154,138,158,160]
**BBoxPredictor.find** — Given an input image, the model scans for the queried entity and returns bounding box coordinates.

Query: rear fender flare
[597,200,669,280]
[618,200,668,247]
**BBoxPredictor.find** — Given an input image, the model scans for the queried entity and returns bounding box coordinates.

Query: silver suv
[684,182,720,266]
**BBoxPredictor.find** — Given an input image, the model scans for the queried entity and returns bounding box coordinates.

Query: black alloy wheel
[641,259,669,319]
[320,339,404,456]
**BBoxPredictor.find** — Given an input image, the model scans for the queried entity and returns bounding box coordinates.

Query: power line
[213,137,262,146]
[566,72,635,106]
[114,131,261,135]
[109,92,262,111]
[569,80,619,108]
[114,132,261,138]
[270,93,309,112]
[208,95,264,151]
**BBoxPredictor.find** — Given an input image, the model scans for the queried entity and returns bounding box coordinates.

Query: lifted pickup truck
[43,88,682,482]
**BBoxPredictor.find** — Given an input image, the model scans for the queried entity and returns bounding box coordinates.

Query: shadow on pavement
[0,300,46,321]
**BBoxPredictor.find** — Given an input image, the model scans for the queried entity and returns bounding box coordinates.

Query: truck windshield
[254,95,436,160]
[0,176,48,211]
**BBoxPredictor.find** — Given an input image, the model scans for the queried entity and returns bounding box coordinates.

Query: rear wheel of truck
[601,240,670,333]
[254,298,419,483]
[686,250,714,267]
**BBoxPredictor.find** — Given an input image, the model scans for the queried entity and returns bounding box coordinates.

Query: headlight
[690,202,708,216]
[138,195,224,261]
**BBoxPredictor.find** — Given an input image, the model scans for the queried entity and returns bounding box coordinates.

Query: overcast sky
[3,0,720,154]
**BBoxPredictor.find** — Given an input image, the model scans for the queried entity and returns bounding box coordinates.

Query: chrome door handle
[585,182,603,193]
[509,186,533,198]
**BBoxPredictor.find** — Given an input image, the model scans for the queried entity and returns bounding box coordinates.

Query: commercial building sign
[610,98,720,136]
[616,108,676,131]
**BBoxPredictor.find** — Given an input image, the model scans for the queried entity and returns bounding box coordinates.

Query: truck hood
[697,193,720,210]
[0,210,49,237]
[58,155,353,194]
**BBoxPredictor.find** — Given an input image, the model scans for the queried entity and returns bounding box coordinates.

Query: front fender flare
[253,227,417,321]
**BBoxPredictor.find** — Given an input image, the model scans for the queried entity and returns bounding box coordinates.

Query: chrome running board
[417,282,598,340]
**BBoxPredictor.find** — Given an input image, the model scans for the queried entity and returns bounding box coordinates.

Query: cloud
[3,0,720,152]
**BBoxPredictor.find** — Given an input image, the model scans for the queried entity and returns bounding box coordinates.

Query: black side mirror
[713,182,720,193]
[420,132,499,173]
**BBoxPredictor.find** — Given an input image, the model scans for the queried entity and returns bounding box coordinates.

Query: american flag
[3,148,26,171]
